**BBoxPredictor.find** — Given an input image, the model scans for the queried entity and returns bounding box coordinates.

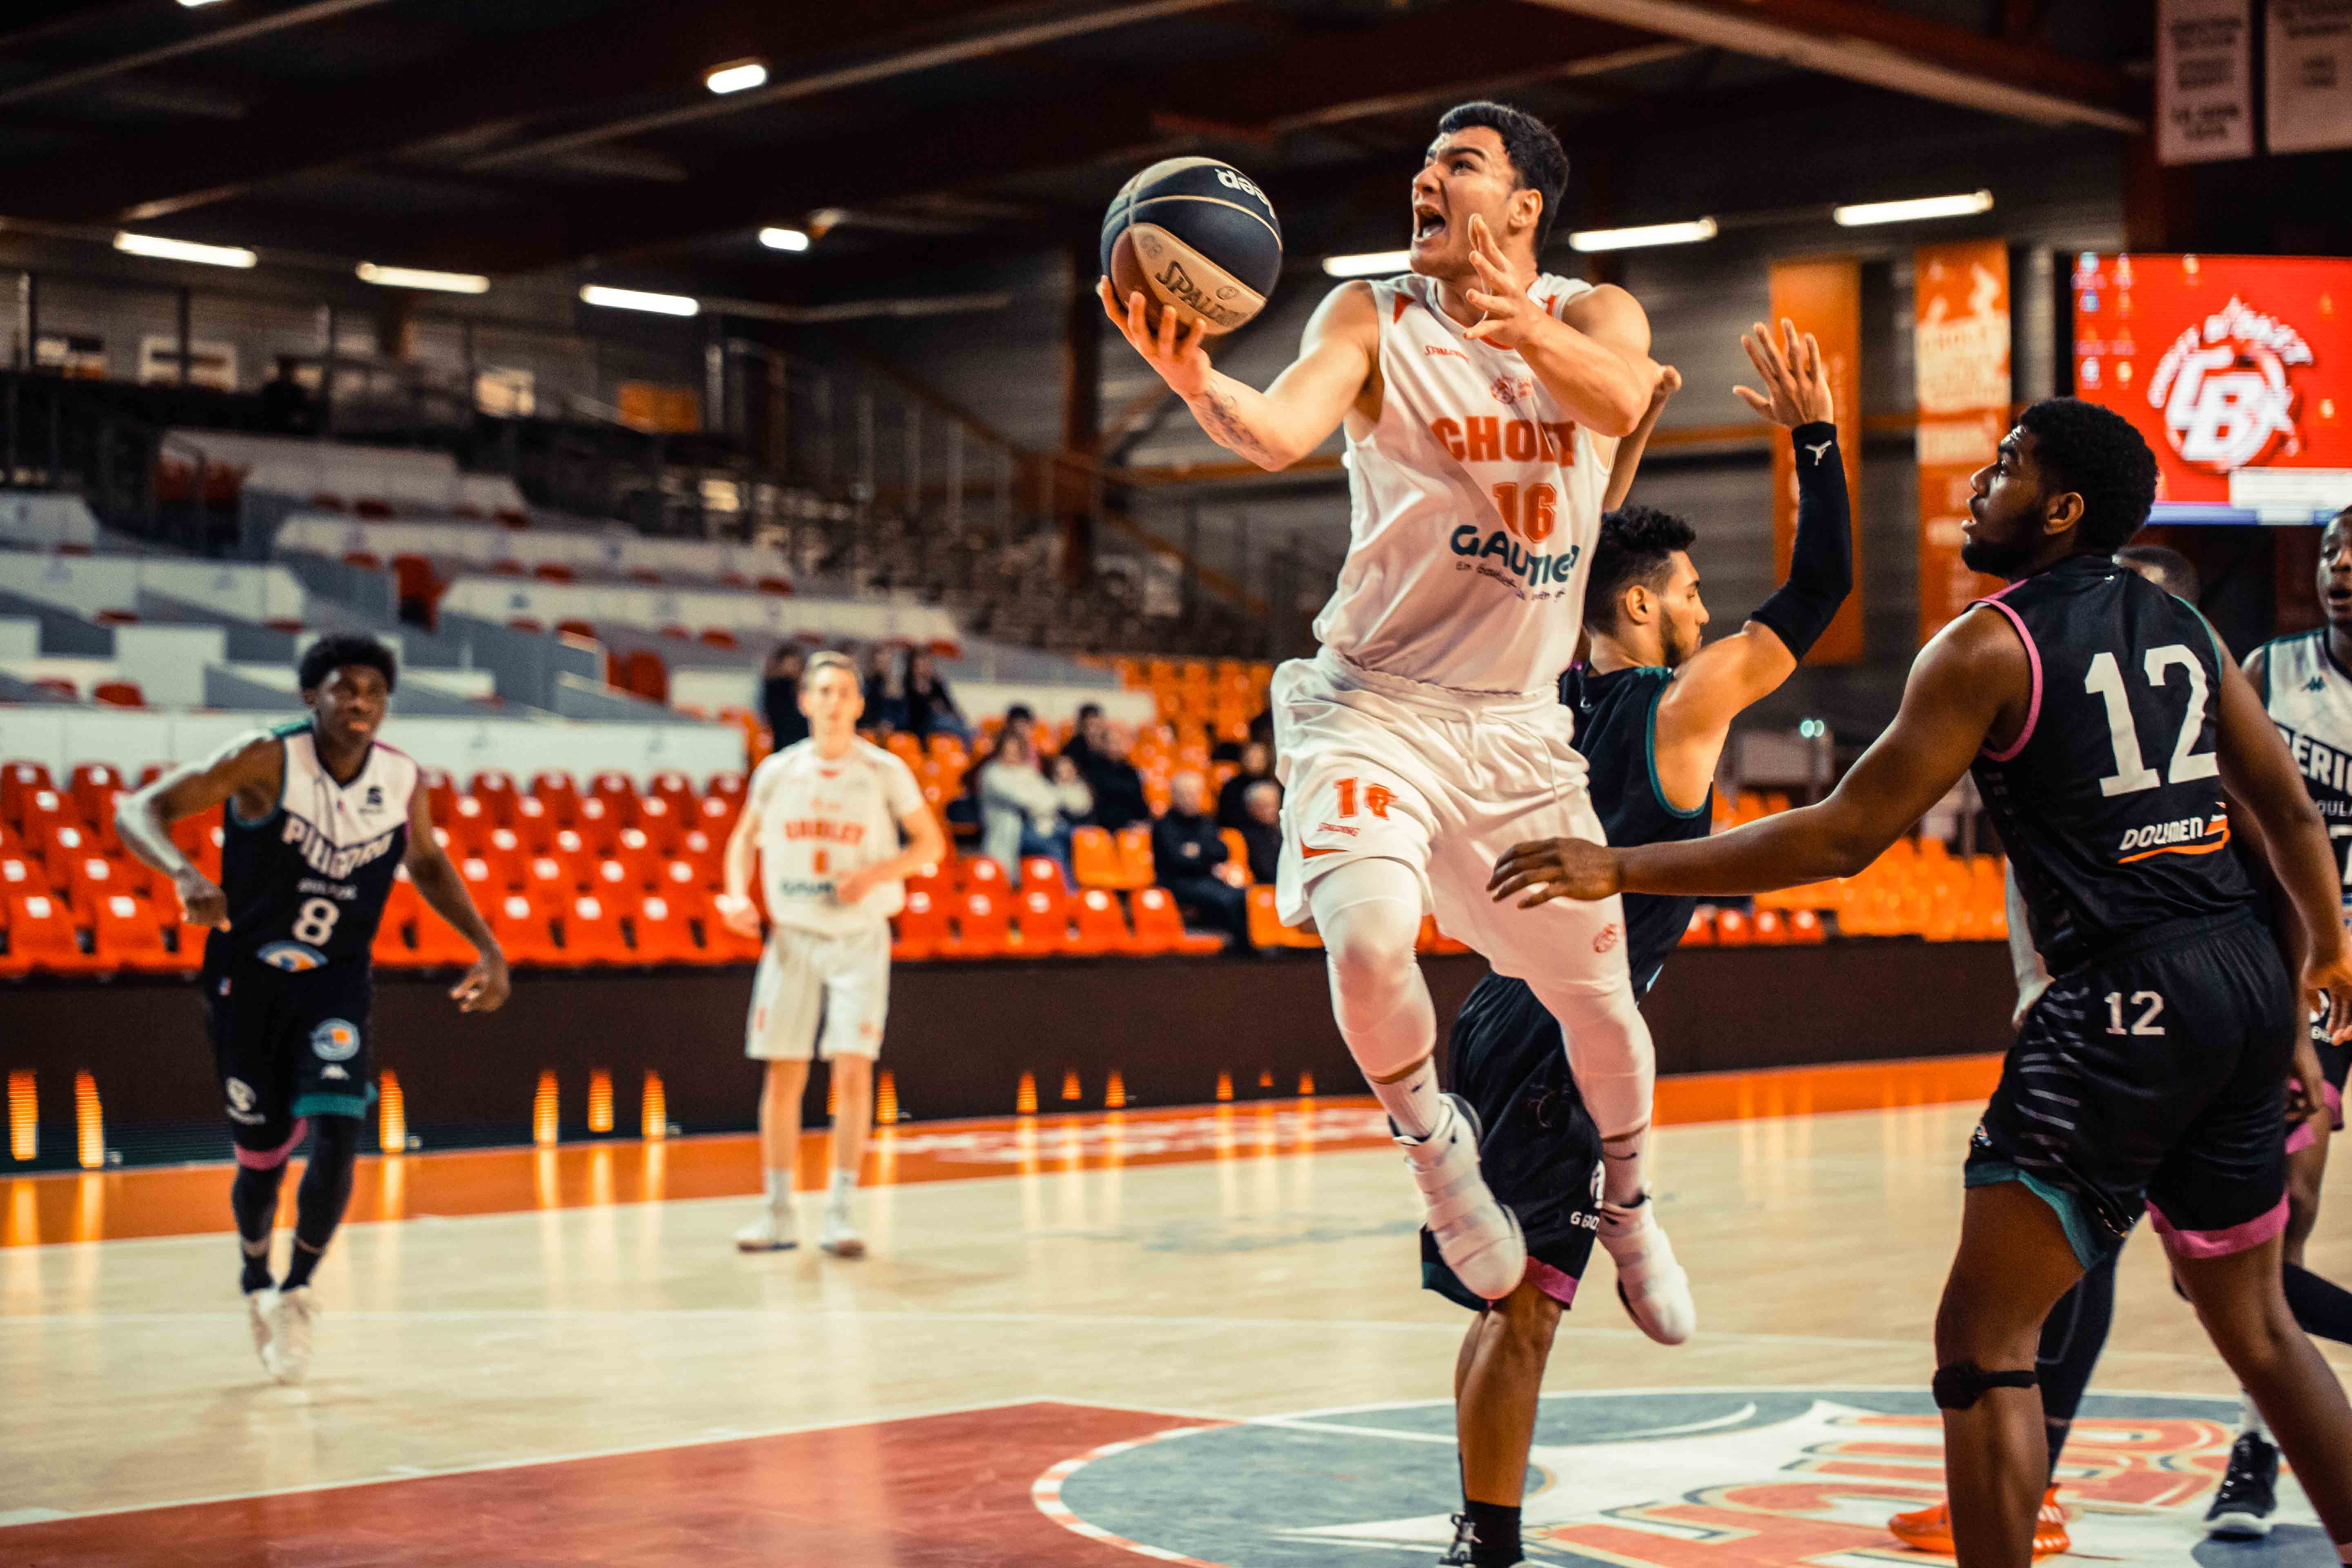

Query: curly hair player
[115,634,509,1384]
[1429,319,1850,1568]
[1105,101,1684,1325]
[1490,399,2352,1568]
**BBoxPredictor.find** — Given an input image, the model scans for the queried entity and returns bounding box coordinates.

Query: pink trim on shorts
[1526,1258,1580,1307]
[235,1116,309,1169]
[1972,590,2043,762]
[2147,1194,2289,1260]
[2289,1120,2318,1156]
[2287,1081,2345,1154]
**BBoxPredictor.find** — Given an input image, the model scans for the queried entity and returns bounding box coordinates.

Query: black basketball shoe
[2203,1431,2279,1538]
[1436,1512,1520,1568]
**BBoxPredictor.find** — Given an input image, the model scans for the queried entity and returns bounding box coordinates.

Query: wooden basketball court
[4,1056,2344,1566]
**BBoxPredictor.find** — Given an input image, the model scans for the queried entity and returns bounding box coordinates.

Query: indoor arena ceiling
[0,0,2150,297]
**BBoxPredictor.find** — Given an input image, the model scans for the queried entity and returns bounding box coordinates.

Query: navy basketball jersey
[2256,628,2352,913]
[209,720,418,973]
[1970,555,2256,973]
[1561,663,1713,996]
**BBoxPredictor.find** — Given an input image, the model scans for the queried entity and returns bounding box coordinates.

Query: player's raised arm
[1492,609,2021,906]
[1650,320,1852,775]
[1099,276,1376,472]
[116,733,285,929]
[401,783,508,1012]
[1458,213,1655,437]
[1601,365,1680,512]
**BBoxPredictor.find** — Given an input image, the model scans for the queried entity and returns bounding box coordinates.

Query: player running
[116,634,508,1384]
[1103,100,1686,1327]
[1490,399,2352,1568]
[1430,321,1849,1568]
[719,651,945,1259]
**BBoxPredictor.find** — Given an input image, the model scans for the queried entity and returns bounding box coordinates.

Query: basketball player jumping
[1490,399,2352,1567]
[1104,101,1690,1331]
[719,650,944,1259]
[1428,319,1849,1568]
[116,634,508,1384]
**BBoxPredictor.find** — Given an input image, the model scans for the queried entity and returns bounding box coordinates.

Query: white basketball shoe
[735,1205,800,1253]
[264,1286,318,1385]
[246,1287,278,1371]
[1598,1196,1695,1345]
[1400,1094,1524,1301]
[818,1203,865,1259]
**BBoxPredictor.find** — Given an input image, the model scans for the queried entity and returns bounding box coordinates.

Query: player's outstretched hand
[1488,837,1621,909]
[175,869,229,930]
[1460,214,1541,351]
[1647,363,1683,413]
[1733,317,1833,428]
[714,891,764,939]
[1100,278,1213,399]
[451,951,510,1013]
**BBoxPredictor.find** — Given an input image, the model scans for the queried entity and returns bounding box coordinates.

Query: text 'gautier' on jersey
[1970,555,2256,973]
[211,719,418,974]
[1315,272,1618,697]
[746,738,926,937]
[2255,627,2352,912]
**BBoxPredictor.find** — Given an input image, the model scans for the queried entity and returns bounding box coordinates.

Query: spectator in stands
[862,646,908,733]
[978,728,1091,885]
[1216,739,1276,829]
[1238,779,1283,885]
[1152,769,1252,952]
[760,645,808,751]
[1061,703,1107,775]
[1078,722,1151,832]
[901,651,967,741]
[260,356,315,436]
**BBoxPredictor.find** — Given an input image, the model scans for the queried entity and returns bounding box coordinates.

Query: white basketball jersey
[748,739,924,935]
[1313,271,1617,696]
[2263,628,2352,911]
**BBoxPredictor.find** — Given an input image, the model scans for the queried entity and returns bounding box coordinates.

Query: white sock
[1372,1059,1444,1142]
[829,1168,856,1209]
[764,1169,795,1212]
[2241,1392,2268,1441]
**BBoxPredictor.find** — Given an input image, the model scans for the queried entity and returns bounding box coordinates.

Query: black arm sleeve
[1748,421,1854,660]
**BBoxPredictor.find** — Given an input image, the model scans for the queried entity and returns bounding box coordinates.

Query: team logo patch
[310,1018,361,1062]
[256,940,327,972]
[2148,295,2311,474]
[1593,922,1621,953]
[224,1077,263,1125]
[1036,1389,2318,1567]
[365,785,383,809]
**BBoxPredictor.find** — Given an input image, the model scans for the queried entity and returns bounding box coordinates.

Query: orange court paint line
[0,1054,2001,1247]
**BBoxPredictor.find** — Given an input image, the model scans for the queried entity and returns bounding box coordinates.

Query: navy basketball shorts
[1422,973,1602,1313]
[205,956,379,1163]
[1965,911,2296,1268]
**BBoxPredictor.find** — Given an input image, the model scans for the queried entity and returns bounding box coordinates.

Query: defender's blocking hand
[1732,317,1833,428]
[1488,838,1622,909]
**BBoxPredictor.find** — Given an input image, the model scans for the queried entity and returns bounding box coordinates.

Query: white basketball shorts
[1272,648,1635,994]
[745,921,893,1062]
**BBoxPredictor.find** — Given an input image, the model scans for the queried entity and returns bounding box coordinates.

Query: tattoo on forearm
[1189,384,1282,467]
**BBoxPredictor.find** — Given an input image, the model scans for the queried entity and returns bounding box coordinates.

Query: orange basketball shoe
[1888,1489,2070,1557]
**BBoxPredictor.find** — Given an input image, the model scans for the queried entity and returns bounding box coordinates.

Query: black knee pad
[1932,1360,2038,1411]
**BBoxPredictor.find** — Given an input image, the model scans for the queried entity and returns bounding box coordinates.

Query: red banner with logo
[1915,240,2011,642]
[2071,252,2352,522]
[1768,257,1865,664]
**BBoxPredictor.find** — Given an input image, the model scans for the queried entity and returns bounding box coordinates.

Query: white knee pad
[1523,974,1655,1144]
[1312,858,1434,1081]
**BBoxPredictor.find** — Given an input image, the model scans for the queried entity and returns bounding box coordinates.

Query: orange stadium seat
[891,889,945,962]
[443,794,492,858]
[589,771,640,825]
[1019,856,1070,901]
[1071,827,1121,889]
[524,853,575,904]
[563,894,631,964]
[5,892,95,975]
[456,855,498,907]
[572,795,621,853]
[635,795,682,854]
[468,770,519,825]
[530,771,582,825]
[608,826,660,890]
[93,893,175,972]
[488,892,561,966]
[62,853,122,914]
[905,860,953,904]
[1220,830,1253,882]
[1714,906,1753,946]
[1130,886,1223,955]
[1245,886,1292,951]
[36,821,94,884]
[1680,906,1716,946]
[676,828,722,886]
[648,769,695,818]
[409,902,479,968]
[2,762,56,828]
[706,771,746,806]
[1114,825,1155,890]
[69,762,123,827]
[1009,887,1070,955]
[1067,887,1131,955]
[419,768,457,826]
[935,890,1008,959]
[1,853,47,902]
[696,793,738,839]
[959,855,1007,895]
[372,909,419,968]
[479,826,527,891]
[510,793,557,853]
[630,893,703,965]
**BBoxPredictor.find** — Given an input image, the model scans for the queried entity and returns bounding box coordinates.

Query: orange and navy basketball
[1099,156,1283,336]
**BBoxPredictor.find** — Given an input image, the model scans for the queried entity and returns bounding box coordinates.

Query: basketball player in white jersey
[719,651,945,1257]
[1102,101,1690,1335]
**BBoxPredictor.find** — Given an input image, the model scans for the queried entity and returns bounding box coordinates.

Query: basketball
[1100,156,1283,336]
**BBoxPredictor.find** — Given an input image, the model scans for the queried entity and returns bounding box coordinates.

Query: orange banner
[1915,240,2011,642]
[1768,257,1865,664]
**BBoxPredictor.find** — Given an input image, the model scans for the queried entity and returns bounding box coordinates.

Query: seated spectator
[760,645,808,751]
[902,651,967,741]
[1061,703,1107,775]
[1076,723,1150,832]
[1216,739,1276,829]
[1237,779,1282,885]
[862,645,909,733]
[978,728,1090,886]
[1151,770,1251,952]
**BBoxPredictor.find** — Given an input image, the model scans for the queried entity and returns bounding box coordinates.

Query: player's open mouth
[1414,209,1446,242]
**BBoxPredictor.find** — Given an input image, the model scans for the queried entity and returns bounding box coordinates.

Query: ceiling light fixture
[1568,218,1718,253]
[758,227,811,253]
[579,284,699,317]
[176,0,231,7]
[1321,249,1410,278]
[1833,189,1995,227]
[703,59,768,95]
[113,231,256,268]
[358,263,490,294]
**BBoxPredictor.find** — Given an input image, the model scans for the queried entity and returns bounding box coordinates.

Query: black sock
[2036,1250,2116,1485]
[231,1160,287,1294]
[282,1117,359,1292]
[2285,1263,2352,1345]
[1463,1499,1521,1567]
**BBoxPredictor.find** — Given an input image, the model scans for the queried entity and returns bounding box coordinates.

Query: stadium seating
[1008,887,1070,955]
[1129,886,1223,955]
[1068,888,1131,956]
[562,893,632,964]
[630,892,704,964]
[935,890,1009,959]
[891,889,945,961]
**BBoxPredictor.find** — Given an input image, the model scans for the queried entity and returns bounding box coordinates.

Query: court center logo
[1037,1388,2319,1568]
[2148,296,2312,474]
[310,1018,361,1062]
